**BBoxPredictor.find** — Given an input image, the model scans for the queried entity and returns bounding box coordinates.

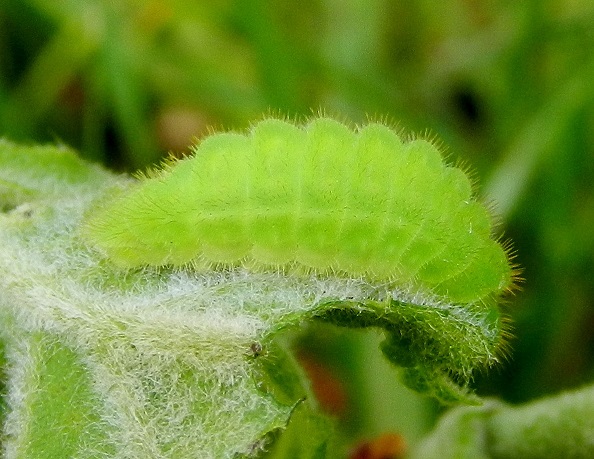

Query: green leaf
[411,384,594,459]
[0,136,513,457]
[258,402,337,459]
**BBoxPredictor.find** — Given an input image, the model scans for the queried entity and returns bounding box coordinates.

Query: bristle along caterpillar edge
[82,117,514,305]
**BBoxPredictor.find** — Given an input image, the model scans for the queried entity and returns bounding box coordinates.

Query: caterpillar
[82,117,513,304]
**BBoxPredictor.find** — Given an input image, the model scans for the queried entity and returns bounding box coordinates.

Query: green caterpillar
[82,117,513,304]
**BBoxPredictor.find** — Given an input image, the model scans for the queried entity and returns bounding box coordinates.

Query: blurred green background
[1,0,593,455]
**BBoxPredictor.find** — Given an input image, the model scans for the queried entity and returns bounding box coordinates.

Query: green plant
[0,118,515,458]
[411,384,594,459]
[2,1,594,456]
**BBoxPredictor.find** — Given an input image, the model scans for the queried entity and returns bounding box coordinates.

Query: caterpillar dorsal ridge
[82,117,514,304]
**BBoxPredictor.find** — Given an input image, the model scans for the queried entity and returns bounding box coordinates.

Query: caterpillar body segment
[83,117,513,304]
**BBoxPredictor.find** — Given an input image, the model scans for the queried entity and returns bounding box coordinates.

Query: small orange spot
[350,433,407,459]
[298,354,348,417]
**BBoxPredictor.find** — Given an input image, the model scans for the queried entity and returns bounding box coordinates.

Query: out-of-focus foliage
[1,0,593,454]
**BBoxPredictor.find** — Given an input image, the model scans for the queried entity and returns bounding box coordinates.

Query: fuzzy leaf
[0,135,512,458]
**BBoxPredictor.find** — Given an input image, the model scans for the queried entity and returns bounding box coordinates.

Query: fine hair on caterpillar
[82,117,514,305]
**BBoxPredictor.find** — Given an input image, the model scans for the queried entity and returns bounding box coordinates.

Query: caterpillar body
[82,117,513,304]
